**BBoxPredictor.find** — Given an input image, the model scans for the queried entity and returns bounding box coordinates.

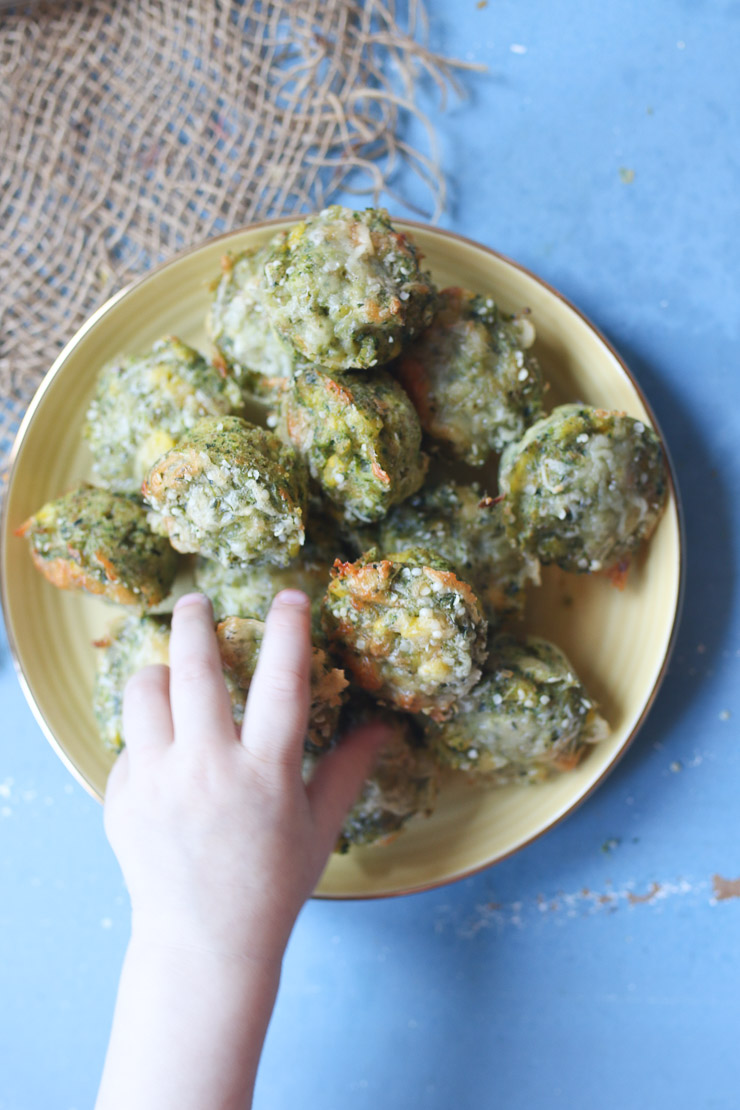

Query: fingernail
[174,592,211,613]
[274,589,309,608]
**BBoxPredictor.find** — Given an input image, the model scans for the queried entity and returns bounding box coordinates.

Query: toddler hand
[104,590,386,966]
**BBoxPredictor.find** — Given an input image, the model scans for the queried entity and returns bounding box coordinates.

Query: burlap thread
[0,0,480,474]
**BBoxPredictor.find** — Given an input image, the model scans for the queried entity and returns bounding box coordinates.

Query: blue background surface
[2,2,740,1107]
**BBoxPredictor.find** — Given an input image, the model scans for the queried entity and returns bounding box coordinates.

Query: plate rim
[0,216,685,898]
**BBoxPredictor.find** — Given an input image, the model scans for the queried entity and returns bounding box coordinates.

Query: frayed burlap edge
[0,0,482,477]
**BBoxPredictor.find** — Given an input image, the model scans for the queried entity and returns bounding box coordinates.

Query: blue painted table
[2,3,739,1107]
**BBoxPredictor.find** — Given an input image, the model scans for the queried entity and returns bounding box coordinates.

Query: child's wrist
[127,924,286,981]
[96,933,282,1109]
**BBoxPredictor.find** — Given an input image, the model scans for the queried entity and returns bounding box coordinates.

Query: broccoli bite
[216,616,347,753]
[194,506,350,634]
[93,614,172,750]
[194,541,330,635]
[194,510,349,633]
[395,287,543,465]
[207,248,295,401]
[143,415,307,568]
[84,336,242,492]
[323,547,488,721]
[376,481,539,623]
[262,206,437,370]
[499,404,669,575]
[279,363,427,523]
[17,484,178,608]
[194,555,326,631]
[429,635,609,784]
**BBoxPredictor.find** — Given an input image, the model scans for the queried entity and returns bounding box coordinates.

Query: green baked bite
[216,616,347,753]
[323,547,488,721]
[17,484,178,608]
[194,555,326,631]
[499,404,669,575]
[193,510,349,634]
[279,363,427,524]
[207,248,295,402]
[375,481,539,624]
[395,287,543,465]
[84,336,242,492]
[429,635,609,784]
[262,206,437,370]
[93,614,172,750]
[143,415,307,568]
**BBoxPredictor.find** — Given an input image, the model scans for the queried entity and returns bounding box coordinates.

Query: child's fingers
[122,665,173,754]
[168,593,236,748]
[241,590,312,770]
[306,723,391,854]
[104,744,130,804]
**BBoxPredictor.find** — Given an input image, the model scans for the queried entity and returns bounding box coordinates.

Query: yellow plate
[0,220,683,898]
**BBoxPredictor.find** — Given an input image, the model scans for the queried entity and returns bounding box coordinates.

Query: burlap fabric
[0,0,476,477]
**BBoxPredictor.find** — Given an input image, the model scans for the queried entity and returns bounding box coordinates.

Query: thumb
[306,723,392,856]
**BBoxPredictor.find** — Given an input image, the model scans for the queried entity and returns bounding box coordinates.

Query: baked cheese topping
[143,415,307,567]
[279,363,427,523]
[323,547,488,720]
[430,635,609,783]
[18,484,178,608]
[376,480,540,624]
[207,247,295,401]
[395,287,543,465]
[262,206,437,370]
[499,404,668,573]
[84,336,242,492]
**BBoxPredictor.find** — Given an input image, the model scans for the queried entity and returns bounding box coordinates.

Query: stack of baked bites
[19,207,669,852]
